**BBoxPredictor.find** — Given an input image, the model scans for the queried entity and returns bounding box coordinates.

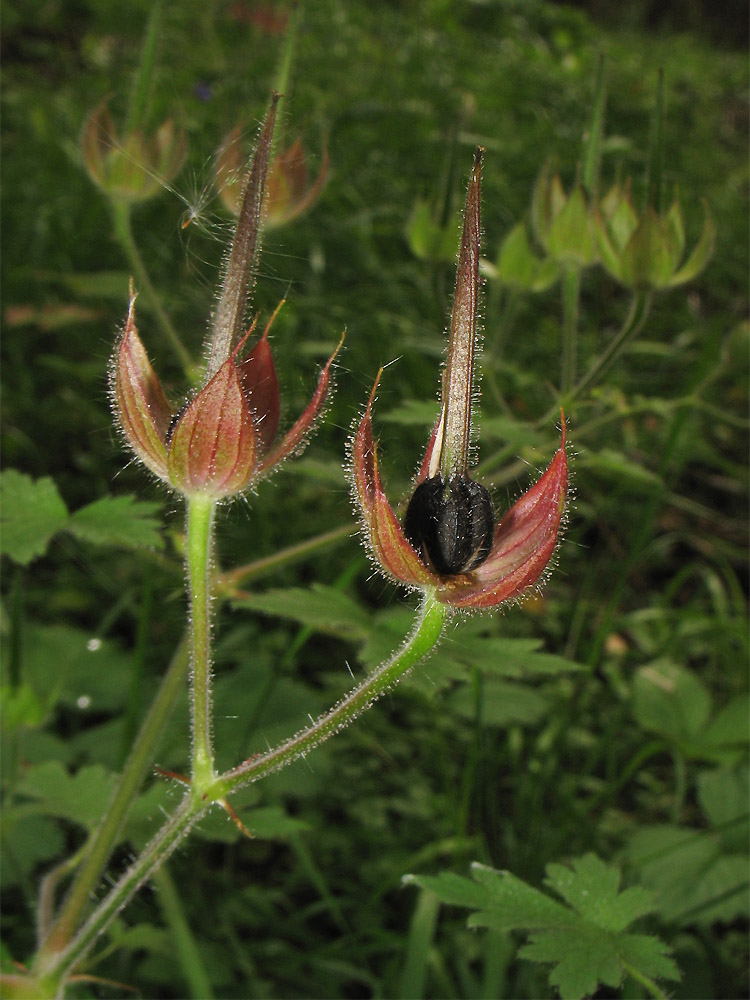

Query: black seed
[404,474,494,576]
[165,400,189,444]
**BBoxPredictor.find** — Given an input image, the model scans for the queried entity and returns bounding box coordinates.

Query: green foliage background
[2,1,747,997]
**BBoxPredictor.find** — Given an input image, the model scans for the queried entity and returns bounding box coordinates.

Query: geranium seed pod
[404,473,494,576]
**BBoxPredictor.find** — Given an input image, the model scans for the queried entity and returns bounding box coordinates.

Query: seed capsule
[404,474,494,576]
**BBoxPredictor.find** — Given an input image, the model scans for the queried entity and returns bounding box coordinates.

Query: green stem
[568,289,652,405]
[110,200,195,376]
[31,592,447,991]
[217,523,356,591]
[220,590,447,794]
[34,635,190,963]
[186,495,217,790]
[581,54,607,197]
[36,793,204,990]
[125,0,162,135]
[561,264,581,394]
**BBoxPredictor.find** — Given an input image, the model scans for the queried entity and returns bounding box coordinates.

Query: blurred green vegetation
[1,1,747,998]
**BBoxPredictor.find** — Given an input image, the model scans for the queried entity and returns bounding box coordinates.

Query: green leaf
[449,680,549,728]
[520,925,623,1000]
[407,855,677,1000]
[67,494,164,550]
[15,761,116,830]
[468,864,575,930]
[625,823,750,926]
[450,637,583,679]
[544,854,655,931]
[0,682,48,729]
[232,583,372,642]
[632,659,712,747]
[0,470,68,565]
[701,693,750,752]
[194,805,309,844]
[0,814,65,890]
[403,871,490,910]
[697,765,749,836]
[8,623,134,714]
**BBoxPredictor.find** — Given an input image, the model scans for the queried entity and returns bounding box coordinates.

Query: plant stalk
[110,200,195,376]
[34,634,190,964]
[186,494,217,789]
[30,591,447,991]
[221,590,447,793]
[560,264,581,394]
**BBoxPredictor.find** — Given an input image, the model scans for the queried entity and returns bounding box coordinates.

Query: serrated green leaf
[545,854,655,931]
[0,470,69,565]
[617,932,681,982]
[15,761,117,831]
[520,925,622,1000]
[67,494,164,550]
[479,416,547,449]
[468,864,574,929]
[379,399,440,428]
[232,583,372,642]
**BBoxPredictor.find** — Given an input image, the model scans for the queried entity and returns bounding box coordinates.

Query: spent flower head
[350,148,568,609]
[111,96,341,499]
[215,125,329,229]
[81,99,186,204]
[595,180,715,290]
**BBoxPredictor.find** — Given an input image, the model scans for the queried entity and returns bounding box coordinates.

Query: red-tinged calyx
[236,303,283,452]
[112,291,342,498]
[258,331,344,474]
[441,423,568,608]
[167,358,258,497]
[351,373,434,588]
[112,295,171,480]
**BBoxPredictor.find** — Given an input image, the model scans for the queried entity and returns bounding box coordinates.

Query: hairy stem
[220,590,447,793]
[31,592,447,991]
[35,635,190,963]
[186,494,217,789]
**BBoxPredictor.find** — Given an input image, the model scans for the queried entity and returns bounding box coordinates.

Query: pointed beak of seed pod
[349,146,569,608]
